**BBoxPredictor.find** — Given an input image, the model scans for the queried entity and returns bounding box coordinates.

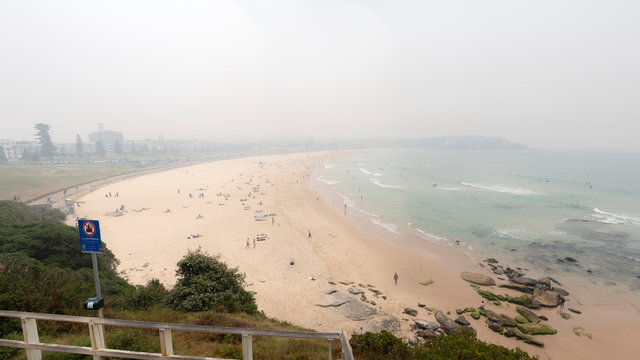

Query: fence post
[159,328,174,356]
[328,339,332,360]
[242,333,253,360]
[21,318,42,360]
[88,320,106,360]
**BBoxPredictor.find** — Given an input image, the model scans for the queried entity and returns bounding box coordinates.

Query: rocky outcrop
[403,308,418,316]
[455,316,470,326]
[487,321,503,333]
[348,287,364,295]
[460,271,496,286]
[414,319,439,331]
[568,307,582,314]
[486,311,516,327]
[516,306,540,323]
[498,283,534,294]
[510,277,538,287]
[434,310,459,335]
[517,323,557,335]
[513,330,545,347]
[532,288,560,307]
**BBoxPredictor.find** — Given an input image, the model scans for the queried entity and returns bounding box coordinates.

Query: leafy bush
[167,248,257,314]
[350,330,537,360]
[350,330,413,359]
[111,279,169,311]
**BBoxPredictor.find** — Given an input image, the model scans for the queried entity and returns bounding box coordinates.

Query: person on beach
[246,238,250,249]
[479,300,485,310]
[557,295,566,312]
[394,272,399,285]
[253,237,256,248]
[308,229,312,238]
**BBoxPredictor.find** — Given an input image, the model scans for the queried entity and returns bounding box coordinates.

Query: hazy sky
[1,1,639,150]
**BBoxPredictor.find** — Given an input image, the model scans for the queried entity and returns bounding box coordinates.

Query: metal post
[21,318,42,360]
[91,253,102,299]
[91,252,105,355]
[241,333,253,360]
[328,339,332,360]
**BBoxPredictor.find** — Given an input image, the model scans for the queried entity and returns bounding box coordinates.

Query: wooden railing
[0,310,355,360]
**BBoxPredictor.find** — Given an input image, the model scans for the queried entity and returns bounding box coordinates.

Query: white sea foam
[371,218,400,234]
[357,163,368,166]
[494,228,525,241]
[370,178,405,190]
[591,208,640,226]
[317,177,339,185]
[337,192,355,207]
[360,168,383,177]
[416,228,450,244]
[355,207,380,218]
[462,182,537,195]
[436,187,461,191]
[324,163,334,169]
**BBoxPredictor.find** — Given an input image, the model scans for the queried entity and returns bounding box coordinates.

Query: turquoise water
[317,149,640,291]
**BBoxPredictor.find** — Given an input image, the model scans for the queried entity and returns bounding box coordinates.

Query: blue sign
[78,220,102,253]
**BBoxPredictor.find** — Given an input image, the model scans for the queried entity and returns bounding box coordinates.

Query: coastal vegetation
[0,201,536,359]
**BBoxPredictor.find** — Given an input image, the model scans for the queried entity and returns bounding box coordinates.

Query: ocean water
[316,149,640,293]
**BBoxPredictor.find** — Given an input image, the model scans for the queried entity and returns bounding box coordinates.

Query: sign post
[78,220,104,317]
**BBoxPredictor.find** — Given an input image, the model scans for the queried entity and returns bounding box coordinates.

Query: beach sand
[69,152,640,359]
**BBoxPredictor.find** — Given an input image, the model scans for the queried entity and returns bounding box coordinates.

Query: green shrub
[350,330,537,360]
[350,330,413,360]
[167,248,257,314]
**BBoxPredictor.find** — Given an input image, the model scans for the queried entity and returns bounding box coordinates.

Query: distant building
[0,139,40,160]
[88,123,124,154]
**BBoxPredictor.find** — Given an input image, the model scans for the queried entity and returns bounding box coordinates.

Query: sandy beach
[68,152,640,360]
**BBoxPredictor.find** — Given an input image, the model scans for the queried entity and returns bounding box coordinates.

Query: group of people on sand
[105,192,119,198]
[187,233,203,239]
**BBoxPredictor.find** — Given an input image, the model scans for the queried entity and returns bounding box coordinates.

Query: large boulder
[498,283,534,294]
[434,310,459,335]
[532,288,560,307]
[416,330,439,338]
[516,306,541,323]
[414,319,439,331]
[455,316,470,326]
[517,323,557,335]
[487,321,503,333]
[486,311,516,327]
[348,287,364,295]
[511,277,538,287]
[460,271,496,286]
[403,307,418,316]
[513,330,545,347]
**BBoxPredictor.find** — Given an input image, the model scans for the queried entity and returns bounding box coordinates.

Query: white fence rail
[0,310,355,360]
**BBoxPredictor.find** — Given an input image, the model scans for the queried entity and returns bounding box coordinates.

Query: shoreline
[68,151,640,360]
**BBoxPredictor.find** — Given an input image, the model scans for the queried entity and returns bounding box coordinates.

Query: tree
[167,248,257,314]
[34,123,55,160]
[75,134,83,156]
[95,141,106,156]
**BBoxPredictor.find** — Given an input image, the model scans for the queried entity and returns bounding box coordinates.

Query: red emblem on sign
[83,221,96,236]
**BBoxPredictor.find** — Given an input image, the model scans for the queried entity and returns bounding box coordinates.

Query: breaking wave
[370,179,405,190]
[591,208,640,227]
[360,168,383,177]
[462,182,537,195]
[371,218,400,234]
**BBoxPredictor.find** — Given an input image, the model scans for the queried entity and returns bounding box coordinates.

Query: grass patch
[419,279,434,286]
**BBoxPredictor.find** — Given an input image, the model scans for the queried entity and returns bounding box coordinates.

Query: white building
[87,123,124,154]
